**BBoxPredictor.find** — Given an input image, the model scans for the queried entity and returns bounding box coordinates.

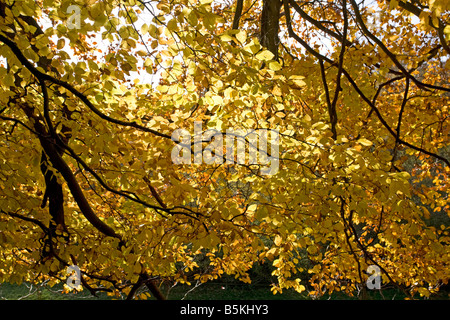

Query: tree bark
[232,0,244,29]
[260,0,282,60]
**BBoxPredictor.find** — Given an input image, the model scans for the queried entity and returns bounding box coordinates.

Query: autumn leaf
[0,0,448,302]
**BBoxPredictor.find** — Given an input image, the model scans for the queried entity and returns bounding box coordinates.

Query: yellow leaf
[273,258,282,268]
[307,246,317,254]
[390,35,399,41]
[57,39,65,49]
[134,263,142,274]
[3,74,14,87]
[269,61,281,71]
[291,79,306,87]
[187,11,198,26]
[417,287,430,297]
[274,235,282,246]
[389,0,398,10]
[167,18,178,31]
[256,50,274,61]
[211,95,223,105]
[141,23,149,34]
[444,25,450,40]
[297,285,306,292]
[358,138,373,146]
[236,30,247,44]
[220,33,233,42]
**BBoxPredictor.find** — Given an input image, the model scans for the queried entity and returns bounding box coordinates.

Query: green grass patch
[1,279,448,300]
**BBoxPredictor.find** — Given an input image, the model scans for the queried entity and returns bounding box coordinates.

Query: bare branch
[349,0,450,92]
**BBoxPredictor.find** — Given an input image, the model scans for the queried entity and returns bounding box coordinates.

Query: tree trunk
[260,0,282,60]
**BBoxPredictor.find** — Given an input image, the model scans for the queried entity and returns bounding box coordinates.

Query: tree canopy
[0,0,449,299]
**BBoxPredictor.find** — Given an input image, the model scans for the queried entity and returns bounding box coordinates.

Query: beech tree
[0,0,449,299]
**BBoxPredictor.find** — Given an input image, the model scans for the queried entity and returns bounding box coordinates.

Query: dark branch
[232,0,244,29]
